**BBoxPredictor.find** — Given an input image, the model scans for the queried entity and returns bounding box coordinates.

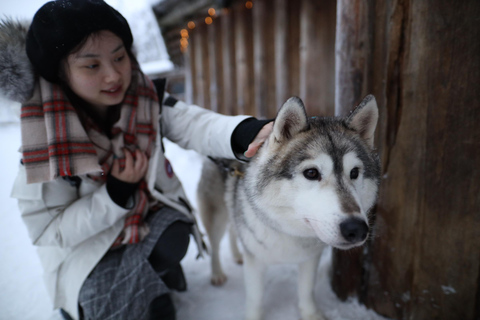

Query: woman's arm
[160,95,251,158]
[160,94,272,159]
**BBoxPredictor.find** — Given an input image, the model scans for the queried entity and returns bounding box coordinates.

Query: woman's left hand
[244,121,274,158]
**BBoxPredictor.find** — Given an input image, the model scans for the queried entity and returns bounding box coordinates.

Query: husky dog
[197,95,380,320]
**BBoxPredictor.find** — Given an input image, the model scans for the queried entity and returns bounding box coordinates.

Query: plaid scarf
[20,70,160,245]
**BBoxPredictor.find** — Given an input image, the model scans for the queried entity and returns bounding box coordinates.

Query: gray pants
[77,207,191,320]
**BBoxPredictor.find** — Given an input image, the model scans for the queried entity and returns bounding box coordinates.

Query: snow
[441,286,456,295]
[0,123,389,320]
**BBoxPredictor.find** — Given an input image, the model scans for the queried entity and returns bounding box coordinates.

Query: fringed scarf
[20,69,160,245]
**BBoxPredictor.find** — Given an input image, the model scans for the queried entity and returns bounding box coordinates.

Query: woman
[1,1,272,319]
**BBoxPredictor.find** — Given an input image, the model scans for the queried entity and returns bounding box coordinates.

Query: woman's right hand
[111,148,148,183]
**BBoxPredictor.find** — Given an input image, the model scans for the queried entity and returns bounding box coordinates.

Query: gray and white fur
[197,95,380,320]
[0,18,35,103]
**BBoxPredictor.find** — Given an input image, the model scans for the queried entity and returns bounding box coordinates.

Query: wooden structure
[154,0,480,319]
[154,0,336,118]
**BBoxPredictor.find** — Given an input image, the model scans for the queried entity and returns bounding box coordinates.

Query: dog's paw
[210,273,228,286]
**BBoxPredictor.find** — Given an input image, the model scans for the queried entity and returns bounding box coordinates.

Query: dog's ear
[273,97,309,142]
[346,95,379,148]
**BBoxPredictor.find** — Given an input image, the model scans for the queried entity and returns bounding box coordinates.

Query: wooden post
[274,0,302,116]
[193,20,210,109]
[184,29,195,105]
[334,0,374,116]
[274,0,287,114]
[331,0,375,302]
[334,1,480,319]
[299,0,336,116]
[207,14,222,113]
[234,1,255,115]
[253,0,267,118]
[253,0,275,119]
[221,8,236,115]
[286,0,301,105]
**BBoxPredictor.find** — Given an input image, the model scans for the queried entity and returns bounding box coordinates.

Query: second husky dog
[197,96,380,320]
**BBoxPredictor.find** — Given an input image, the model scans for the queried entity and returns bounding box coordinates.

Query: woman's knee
[149,221,191,272]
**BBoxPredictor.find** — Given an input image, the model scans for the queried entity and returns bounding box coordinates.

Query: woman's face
[65,30,132,108]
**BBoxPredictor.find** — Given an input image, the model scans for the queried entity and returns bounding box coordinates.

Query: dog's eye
[303,168,321,181]
[350,167,360,180]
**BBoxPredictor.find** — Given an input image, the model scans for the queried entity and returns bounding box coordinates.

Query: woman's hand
[244,121,274,158]
[111,148,148,183]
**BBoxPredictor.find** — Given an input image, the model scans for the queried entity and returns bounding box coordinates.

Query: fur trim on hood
[0,19,35,103]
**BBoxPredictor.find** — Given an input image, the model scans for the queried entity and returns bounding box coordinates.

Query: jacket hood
[0,19,35,103]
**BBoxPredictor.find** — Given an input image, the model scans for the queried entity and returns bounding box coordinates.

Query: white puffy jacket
[10,94,249,319]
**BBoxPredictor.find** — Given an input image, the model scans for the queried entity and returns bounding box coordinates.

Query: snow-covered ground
[0,123,389,320]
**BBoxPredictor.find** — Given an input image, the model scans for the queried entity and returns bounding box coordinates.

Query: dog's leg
[298,253,325,320]
[198,198,229,286]
[229,224,243,264]
[243,253,266,320]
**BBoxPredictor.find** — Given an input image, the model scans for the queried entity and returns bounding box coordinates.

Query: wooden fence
[182,0,337,119]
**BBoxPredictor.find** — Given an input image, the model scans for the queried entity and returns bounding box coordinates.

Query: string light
[180,2,255,53]
[179,28,189,52]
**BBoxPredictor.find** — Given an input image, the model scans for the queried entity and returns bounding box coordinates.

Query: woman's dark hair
[27,0,133,83]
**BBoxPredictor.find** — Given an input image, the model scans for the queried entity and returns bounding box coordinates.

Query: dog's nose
[340,218,368,243]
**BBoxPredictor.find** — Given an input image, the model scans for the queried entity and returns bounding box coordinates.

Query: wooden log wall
[332,1,480,320]
[184,0,336,119]
[158,0,480,319]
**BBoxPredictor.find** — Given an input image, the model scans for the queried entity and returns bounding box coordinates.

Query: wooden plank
[274,0,288,113]
[299,0,336,116]
[185,26,196,104]
[193,20,210,109]
[263,0,276,119]
[286,0,301,103]
[253,0,275,119]
[363,2,419,317]
[234,1,246,115]
[330,0,375,302]
[253,0,267,118]
[207,14,222,113]
[161,25,187,68]
[234,1,255,115]
[221,8,236,115]
[334,0,374,116]
[275,0,301,112]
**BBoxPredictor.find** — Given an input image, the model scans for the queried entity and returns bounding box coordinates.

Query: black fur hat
[26,0,133,83]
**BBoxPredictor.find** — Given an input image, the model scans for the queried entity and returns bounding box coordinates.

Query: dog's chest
[234,208,324,264]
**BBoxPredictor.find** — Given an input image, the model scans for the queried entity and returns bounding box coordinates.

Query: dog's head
[247,95,380,250]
